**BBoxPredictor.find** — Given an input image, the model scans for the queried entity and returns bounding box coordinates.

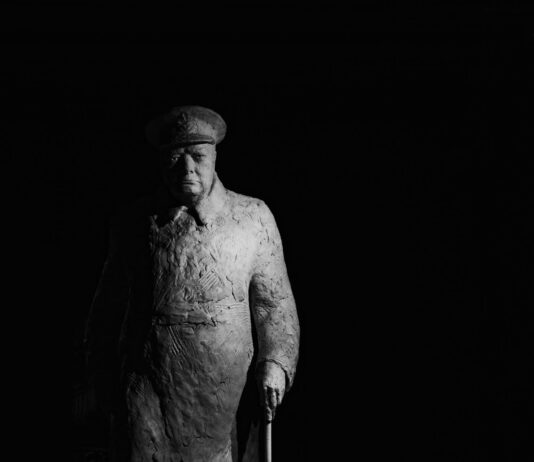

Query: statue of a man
[84,106,300,461]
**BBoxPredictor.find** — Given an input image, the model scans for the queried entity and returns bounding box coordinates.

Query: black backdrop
[6,5,534,461]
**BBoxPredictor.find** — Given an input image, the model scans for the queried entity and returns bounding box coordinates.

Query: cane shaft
[265,420,272,462]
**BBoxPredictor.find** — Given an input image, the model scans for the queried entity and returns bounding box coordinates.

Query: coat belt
[152,302,247,326]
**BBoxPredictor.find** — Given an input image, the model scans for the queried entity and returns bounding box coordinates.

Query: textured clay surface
[86,176,299,462]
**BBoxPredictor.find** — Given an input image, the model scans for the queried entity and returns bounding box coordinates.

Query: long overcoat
[85,175,300,462]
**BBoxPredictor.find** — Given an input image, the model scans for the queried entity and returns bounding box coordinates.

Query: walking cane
[264,415,272,462]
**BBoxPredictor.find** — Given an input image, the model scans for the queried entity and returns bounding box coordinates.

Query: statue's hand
[256,361,286,422]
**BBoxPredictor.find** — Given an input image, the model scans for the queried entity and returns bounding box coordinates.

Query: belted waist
[153,301,248,326]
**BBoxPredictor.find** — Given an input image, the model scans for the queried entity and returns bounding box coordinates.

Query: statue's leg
[233,362,261,462]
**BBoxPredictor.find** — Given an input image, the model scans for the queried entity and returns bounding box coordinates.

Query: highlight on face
[160,143,217,202]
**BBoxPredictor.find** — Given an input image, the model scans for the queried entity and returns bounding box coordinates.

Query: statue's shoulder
[224,189,274,226]
[225,188,266,213]
[225,189,264,210]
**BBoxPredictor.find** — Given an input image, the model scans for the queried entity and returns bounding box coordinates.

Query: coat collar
[155,173,227,226]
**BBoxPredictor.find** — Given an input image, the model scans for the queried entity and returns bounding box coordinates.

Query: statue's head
[145,106,226,204]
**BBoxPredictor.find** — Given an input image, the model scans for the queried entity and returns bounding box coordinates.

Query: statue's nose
[172,154,194,173]
[183,155,195,172]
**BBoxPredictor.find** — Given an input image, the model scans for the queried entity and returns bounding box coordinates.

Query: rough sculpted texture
[85,176,299,462]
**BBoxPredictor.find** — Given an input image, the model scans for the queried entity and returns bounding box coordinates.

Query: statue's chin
[170,185,203,204]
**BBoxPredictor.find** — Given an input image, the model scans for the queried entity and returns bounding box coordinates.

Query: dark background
[6,5,534,461]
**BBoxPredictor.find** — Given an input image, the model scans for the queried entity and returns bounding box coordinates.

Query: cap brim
[145,109,223,148]
[157,137,216,150]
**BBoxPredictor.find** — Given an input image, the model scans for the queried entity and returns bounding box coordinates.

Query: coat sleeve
[84,216,131,376]
[249,201,300,390]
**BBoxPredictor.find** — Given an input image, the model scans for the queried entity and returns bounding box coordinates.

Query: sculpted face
[160,143,217,203]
